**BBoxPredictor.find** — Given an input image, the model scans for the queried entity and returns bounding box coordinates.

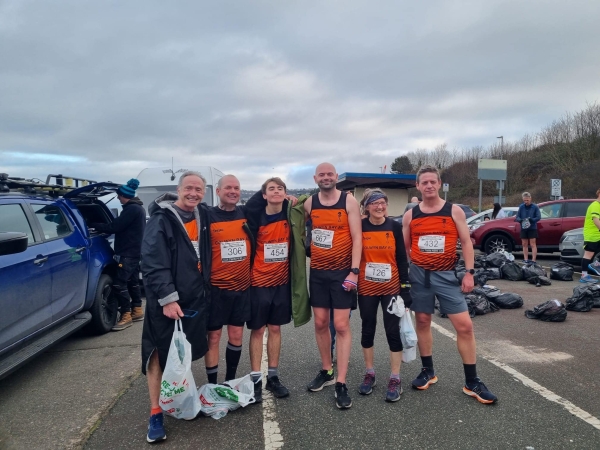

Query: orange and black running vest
[309,192,352,271]
[252,210,290,287]
[209,206,251,291]
[409,202,459,271]
[358,218,401,296]
[183,219,201,272]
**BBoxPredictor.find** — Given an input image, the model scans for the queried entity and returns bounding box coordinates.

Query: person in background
[491,202,506,219]
[90,178,146,330]
[580,188,600,283]
[514,192,541,264]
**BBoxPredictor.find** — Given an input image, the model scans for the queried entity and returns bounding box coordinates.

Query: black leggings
[358,295,402,352]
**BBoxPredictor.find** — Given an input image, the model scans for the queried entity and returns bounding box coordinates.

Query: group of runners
[140,162,497,444]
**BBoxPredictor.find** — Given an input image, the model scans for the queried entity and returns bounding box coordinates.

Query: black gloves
[400,287,412,309]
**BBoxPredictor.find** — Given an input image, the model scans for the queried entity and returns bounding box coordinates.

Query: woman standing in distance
[356,189,412,402]
[491,202,506,219]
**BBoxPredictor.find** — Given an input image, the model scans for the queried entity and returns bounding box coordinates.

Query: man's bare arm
[452,204,474,292]
[402,209,413,262]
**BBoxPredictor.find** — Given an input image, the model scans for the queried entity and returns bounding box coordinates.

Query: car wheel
[88,274,118,334]
[484,234,513,254]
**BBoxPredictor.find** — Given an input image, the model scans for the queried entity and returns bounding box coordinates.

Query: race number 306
[220,240,248,262]
[417,235,445,253]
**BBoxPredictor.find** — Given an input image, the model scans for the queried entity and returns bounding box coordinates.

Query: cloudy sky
[1,0,599,189]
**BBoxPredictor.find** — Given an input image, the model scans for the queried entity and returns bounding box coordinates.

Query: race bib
[312,229,334,249]
[365,263,392,282]
[264,242,288,263]
[220,240,247,262]
[418,235,445,253]
[191,240,200,258]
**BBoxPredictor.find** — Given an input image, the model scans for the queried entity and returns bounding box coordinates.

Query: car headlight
[563,234,584,242]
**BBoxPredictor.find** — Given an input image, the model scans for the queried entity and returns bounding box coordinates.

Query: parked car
[559,228,600,266]
[0,174,119,379]
[457,204,477,219]
[470,199,593,254]
[468,207,519,230]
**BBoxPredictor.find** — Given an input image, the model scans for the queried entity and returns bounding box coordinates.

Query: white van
[135,166,224,214]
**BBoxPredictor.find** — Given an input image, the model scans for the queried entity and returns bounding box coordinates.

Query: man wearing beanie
[91,178,146,330]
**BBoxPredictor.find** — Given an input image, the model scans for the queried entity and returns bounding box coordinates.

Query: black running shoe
[463,377,498,404]
[411,367,438,390]
[335,382,352,409]
[307,369,335,392]
[253,379,263,404]
[266,376,290,398]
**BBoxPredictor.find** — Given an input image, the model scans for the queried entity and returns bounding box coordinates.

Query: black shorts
[208,286,250,331]
[520,229,538,239]
[309,269,357,310]
[583,241,600,253]
[247,284,292,329]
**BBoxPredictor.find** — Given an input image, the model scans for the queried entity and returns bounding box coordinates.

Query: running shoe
[463,378,498,404]
[254,379,263,404]
[579,275,598,283]
[588,263,600,276]
[335,382,352,409]
[385,377,403,402]
[521,259,530,264]
[411,367,438,390]
[358,372,376,395]
[146,412,166,443]
[307,369,335,392]
[266,376,290,398]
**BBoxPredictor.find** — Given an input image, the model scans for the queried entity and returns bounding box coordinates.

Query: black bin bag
[528,276,552,286]
[489,292,524,309]
[485,253,507,268]
[501,262,523,281]
[466,294,499,315]
[549,262,574,281]
[522,263,547,281]
[525,299,567,322]
[565,285,595,312]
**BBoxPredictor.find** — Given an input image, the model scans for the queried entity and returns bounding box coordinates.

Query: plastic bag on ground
[198,374,256,420]
[402,345,416,363]
[501,262,523,281]
[525,299,567,322]
[473,270,488,287]
[473,285,502,300]
[522,263,547,280]
[503,251,515,262]
[565,285,595,312]
[489,292,524,309]
[159,320,202,420]
[465,294,499,315]
[549,262,574,281]
[586,284,600,307]
[528,275,552,286]
[400,310,418,348]
[485,253,507,268]
[474,255,487,269]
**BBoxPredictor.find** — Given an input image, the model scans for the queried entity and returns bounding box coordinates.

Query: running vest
[409,202,459,271]
[252,210,290,287]
[358,218,400,296]
[209,206,251,291]
[309,192,352,271]
[183,219,201,272]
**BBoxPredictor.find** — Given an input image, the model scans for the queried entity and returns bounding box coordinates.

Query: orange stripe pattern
[310,193,352,270]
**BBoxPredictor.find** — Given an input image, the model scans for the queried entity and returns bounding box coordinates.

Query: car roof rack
[0,173,95,197]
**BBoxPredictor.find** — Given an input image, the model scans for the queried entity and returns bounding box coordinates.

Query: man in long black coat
[140,171,211,443]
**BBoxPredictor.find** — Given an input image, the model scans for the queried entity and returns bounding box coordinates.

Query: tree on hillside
[390,155,413,174]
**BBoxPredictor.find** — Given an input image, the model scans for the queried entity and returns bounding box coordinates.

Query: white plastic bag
[198,374,255,420]
[402,345,416,363]
[400,310,418,349]
[159,320,201,420]
[386,295,405,318]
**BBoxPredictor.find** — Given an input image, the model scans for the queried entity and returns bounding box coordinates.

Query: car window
[540,203,562,219]
[0,203,36,244]
[31,204,72,240]
[565,201,591,218]
[505,210,517,217]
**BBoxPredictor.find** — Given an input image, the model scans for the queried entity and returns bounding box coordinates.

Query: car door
[29,202,89,322]
[0,202,53,354]
[537,203,563,246]
[563,201,592,234]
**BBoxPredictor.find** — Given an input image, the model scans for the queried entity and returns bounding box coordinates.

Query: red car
[470,199,593,254]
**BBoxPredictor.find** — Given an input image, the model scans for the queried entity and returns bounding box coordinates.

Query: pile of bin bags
[436,285,523,318]
[525,283,600,322]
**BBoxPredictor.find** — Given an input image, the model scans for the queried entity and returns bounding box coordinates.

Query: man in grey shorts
[402,165,497,404]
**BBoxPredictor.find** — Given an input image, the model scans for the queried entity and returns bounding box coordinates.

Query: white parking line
[261,330,284,449]
[430,320,600,431]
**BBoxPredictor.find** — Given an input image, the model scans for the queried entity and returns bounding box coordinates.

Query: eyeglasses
[369,201,387,207]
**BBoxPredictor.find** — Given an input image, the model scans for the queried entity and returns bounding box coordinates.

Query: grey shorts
[408,263,468,315]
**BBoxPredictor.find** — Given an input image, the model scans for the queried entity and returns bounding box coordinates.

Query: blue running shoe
[463,378,497,404]
[580,275,598,283]
[385,377,403,402]
[588,263,600,276]
[147,412,166,443]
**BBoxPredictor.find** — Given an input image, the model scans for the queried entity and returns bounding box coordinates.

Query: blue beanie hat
[117,178,139,199]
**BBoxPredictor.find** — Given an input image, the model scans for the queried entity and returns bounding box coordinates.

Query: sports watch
[466,269,475,274]
[350,268,360,275]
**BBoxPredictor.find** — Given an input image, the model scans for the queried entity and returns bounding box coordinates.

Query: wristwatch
[466,269,475,274]
[350,268,360,275]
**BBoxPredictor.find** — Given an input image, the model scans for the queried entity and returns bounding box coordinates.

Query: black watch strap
[350,267,360,275]
[467,269,475,274]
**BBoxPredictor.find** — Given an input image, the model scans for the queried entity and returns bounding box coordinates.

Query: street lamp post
[497,136,504,159]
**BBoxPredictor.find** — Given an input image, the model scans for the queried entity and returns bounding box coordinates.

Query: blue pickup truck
[0,174,121,379]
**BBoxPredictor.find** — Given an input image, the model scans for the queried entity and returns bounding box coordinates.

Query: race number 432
[417,235,445,253]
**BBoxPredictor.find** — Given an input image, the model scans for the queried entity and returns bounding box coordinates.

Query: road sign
[478,159,507,181]
[443,183,449,192]
[494,196,506,204]
[496,180,505,190]
[551,179,561,197]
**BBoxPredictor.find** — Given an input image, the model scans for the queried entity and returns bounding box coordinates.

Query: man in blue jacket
[515,192,541,264]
